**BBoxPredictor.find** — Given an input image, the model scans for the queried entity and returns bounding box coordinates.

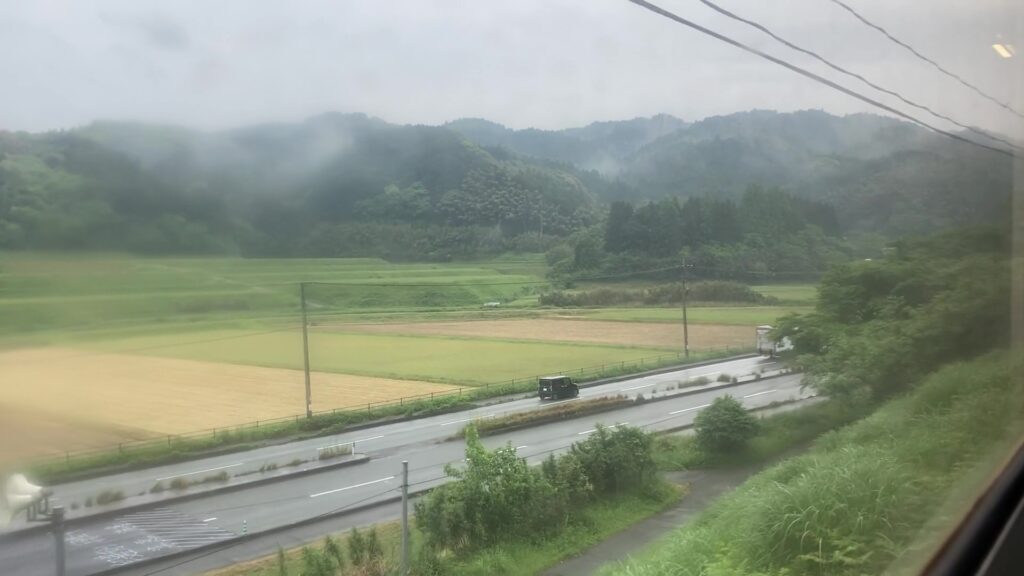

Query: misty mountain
[445,114,687,175]
[449,109,1010,235]
[1,113,602,256]
[0,109,1011,258]
[616,110,1010,234]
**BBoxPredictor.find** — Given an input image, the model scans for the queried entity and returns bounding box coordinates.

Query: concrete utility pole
[681,261,691,358]
[300,282,312,418]
[52,506,65,576]
[401,460,410,575]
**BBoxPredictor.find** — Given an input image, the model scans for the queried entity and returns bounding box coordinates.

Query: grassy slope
[604,351,1022,576]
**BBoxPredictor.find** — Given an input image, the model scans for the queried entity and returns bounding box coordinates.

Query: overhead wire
[694,0,1021,152]
[624,0,1013,157]
[826,0,1024,120]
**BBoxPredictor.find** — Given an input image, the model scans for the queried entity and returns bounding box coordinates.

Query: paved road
[1,357,802,575]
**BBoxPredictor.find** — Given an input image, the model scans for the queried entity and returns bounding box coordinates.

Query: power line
[695,0,1021,152]
[826,0,1024,120]
[624,0,1013,157]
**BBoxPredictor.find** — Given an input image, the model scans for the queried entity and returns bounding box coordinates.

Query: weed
[95,490,124,506]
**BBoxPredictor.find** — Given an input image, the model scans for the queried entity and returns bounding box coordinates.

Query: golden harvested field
[0,347,456,458]
[338,318,755,350]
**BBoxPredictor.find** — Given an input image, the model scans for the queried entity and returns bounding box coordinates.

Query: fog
[0,0,1021,135]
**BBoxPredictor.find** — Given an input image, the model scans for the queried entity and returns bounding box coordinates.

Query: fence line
[31,346,749,469]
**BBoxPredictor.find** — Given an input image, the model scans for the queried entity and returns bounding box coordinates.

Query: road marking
[578,423,628,435]
[515,445,528,451]
[743,389,777,399]
[202,518,217,523]
[351,435,385,444]
[155,462,243,482]
[620,382,656,391]
[309,476,395,498]
[669,403,711,415]
[440,414,496,426]
[440,417,474,426]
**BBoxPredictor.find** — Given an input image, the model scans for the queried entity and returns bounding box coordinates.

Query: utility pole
[401,460,409,576]
[300,282,312,418]
[52,505,65,576]
[681,261,690,358]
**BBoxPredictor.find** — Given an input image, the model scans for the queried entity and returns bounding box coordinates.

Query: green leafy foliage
[694,395,759,454]
[416,424,659,557]
[776,226,1010,401]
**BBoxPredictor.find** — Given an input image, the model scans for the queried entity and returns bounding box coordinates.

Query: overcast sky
[1,0,1022,136]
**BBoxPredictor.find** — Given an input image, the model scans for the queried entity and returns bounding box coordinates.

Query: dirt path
[541,465,764,576]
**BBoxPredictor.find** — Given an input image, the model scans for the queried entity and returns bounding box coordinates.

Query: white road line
[669,403,711,415]
[351,435,385,444]
[155,462,243,482]
[515,445,528,450]
[309,476,395,498]
[743,389,777,399]
[620,382,656,391]
[577,423,628,435]
[440,417,474,426]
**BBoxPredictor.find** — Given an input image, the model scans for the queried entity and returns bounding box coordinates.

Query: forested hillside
[0,110,1011,259]
[0,114,600,257]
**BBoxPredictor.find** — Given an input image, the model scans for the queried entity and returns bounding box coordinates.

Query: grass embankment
[605,351,1022,576]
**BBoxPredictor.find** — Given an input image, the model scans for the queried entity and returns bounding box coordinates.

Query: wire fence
[28,346,752,474]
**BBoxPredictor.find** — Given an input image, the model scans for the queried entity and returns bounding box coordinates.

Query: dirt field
[0,347,457,459]
[337,318,755,350]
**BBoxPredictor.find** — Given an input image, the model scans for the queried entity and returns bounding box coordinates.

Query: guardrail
[27,346,752,473]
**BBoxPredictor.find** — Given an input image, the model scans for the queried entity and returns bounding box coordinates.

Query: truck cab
[538,375,579,400]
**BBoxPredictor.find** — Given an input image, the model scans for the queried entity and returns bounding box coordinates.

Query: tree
[694,395,759,454]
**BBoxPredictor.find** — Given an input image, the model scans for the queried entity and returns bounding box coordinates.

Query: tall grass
[606,351,1021,576]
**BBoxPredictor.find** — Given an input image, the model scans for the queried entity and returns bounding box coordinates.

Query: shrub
[169,477,189,491]
[571,425,657,495]
[694,395,759,454]
[300,546,334,576]
[95,490,124,506]
[149,481,166,494]
[323,535,345,572]
[717,373,732,382]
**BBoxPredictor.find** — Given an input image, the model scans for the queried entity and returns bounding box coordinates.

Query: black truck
[538,375,579,400]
